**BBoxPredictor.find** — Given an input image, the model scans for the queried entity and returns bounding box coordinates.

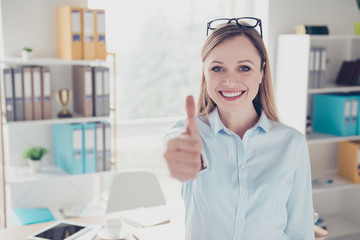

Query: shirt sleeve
[284,135,315,240]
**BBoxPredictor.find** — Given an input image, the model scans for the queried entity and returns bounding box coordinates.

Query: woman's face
[204,35,263,114]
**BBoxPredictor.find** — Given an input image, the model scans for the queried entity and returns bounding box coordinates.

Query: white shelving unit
[275,34,360,238]
[0,0,117,228]
[0,57,116,228]
[0,57,110,67]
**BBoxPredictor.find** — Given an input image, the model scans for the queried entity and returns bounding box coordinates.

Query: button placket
[234,135,246,238]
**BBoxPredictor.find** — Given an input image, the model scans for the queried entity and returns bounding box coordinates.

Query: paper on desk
[118,207,170,228]
[133,224,184,240]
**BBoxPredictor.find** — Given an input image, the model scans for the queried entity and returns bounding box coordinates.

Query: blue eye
[211,66,223,72]
[240,66,251,71]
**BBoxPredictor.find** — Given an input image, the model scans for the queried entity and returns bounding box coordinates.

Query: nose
[223,71,239,86]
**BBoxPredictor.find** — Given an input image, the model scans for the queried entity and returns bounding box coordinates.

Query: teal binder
[52,123,84,174]
[83,122,97,173]
[313,94,358,136]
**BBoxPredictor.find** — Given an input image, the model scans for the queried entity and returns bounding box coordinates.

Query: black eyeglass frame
[206,17,263,38]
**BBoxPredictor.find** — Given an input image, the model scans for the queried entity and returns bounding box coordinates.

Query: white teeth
[221,91,243,97]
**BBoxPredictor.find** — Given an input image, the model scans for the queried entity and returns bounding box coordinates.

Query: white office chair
[106,170,166,213]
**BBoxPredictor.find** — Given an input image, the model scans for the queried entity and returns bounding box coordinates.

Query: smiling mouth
[219,91,245,98]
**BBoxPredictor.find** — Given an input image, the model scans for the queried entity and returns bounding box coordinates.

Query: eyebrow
[210,60,255,65]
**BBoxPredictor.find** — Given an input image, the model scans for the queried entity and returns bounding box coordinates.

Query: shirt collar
[253,110,270,133]
[208,108,225,135]
[207,107,270,135]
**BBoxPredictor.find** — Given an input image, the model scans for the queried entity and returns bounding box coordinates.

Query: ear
[259,62,266,84]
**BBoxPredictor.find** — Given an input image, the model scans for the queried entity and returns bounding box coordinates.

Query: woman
[164,18,314,240]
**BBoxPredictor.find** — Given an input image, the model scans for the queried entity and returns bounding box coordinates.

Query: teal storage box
[313,94,358,136]
[52,123,84,174]
[13,208,55,225]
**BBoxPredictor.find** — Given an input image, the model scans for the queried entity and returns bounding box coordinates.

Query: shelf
[4,115,110,126]
[280,34,360,41]
[0,57,109,66]
[309,34,360,40]
[5,165,113,185]
[5,166,69,184]
[308,84,360,94]
[312,171,360,194]
[322,214,360,239]
[307,132,360,144]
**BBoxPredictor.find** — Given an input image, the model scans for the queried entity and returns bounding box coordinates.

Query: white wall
[0,1,4,59]
[0,0,88,57]
[267,0,360,82]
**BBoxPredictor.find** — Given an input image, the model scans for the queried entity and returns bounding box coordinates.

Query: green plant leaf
[22,47,32,52]
[23,147,48,160]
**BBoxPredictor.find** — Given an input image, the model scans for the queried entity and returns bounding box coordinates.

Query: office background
[0,0,359,237]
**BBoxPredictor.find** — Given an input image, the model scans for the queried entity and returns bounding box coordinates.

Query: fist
[164,96,203,181]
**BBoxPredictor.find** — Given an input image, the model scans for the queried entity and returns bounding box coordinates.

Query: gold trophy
[56,88,72,118]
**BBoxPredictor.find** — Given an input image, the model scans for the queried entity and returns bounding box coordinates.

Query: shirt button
[238,221,242,225]
[240,164,245,168]
[241,190,247,195]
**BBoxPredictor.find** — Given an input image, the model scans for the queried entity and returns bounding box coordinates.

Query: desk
[0,201,185,240]
[0,202,328,240]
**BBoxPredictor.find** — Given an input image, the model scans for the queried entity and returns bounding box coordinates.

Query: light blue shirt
[164,107,314,240]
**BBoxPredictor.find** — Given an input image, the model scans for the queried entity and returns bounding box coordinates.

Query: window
[89,0,240,119]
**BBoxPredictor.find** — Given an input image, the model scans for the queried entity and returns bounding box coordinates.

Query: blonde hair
[196,23,279,122]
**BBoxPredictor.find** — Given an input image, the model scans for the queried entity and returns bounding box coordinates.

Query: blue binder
[83,122,97,173]
[102,67,110,116]
[13,67,24,121]
[3,68,15,121]
[95,122,105,171]
[92,67,104,116]
[103,122,111,171]
[313,94,358,136]
[52,123,84,174]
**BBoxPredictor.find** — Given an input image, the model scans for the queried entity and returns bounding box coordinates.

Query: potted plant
[21,47,33,61]
[23,147,48,173]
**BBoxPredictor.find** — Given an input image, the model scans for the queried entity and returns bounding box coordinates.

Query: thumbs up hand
[164,96,203,182]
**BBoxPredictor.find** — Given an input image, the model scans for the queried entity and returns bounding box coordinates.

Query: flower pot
[21,50,33,61]
[28,160,40,174]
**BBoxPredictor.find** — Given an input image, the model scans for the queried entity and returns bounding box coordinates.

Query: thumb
[185,95,198,135]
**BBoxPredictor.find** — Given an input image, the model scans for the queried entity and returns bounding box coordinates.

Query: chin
[217,104,245,114]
